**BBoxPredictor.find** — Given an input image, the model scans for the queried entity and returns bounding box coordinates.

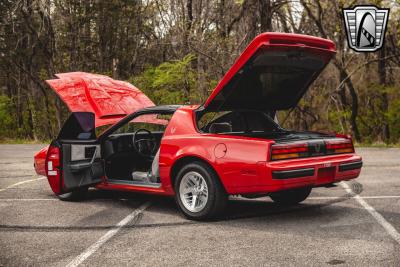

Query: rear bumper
[272,168,315,179]
[227,153,362,194]
[271,160,363,179]
[338,161,363,172]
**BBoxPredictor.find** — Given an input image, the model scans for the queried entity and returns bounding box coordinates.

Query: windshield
[96,114,170,136]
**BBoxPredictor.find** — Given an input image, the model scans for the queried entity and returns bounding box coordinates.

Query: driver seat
[131,148,160,183]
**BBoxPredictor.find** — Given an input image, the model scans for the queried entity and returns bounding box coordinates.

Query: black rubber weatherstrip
[339,161,363,172]
[272,168,315,179]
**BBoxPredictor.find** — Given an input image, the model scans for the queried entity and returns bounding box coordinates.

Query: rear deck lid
[203,33,336,111]
[46,72,158,127]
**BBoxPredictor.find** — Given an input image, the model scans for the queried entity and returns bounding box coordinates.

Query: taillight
[325,139,354,154]
[271,143,308,160]
[46,146,60,176]
[45,145,62,194]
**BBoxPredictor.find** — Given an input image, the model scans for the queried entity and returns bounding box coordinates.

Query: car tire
[270,187,312,205]
[174,161,227,220]
[58,187,89,201]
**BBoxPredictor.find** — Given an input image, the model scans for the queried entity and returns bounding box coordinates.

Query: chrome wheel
[179,171,209,213]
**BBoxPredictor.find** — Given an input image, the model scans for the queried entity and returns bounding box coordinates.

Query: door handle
[70,146,98,172]
[89,146,98,164]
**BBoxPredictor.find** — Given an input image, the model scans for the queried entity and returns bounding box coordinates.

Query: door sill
[107,179,162,188]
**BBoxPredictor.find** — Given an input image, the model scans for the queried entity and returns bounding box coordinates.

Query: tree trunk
[259,0,273,32]
[55,98,62,132]
[333,58,361,142]
[346,78,361,142]
[197,55,207,101]
[378,46,390,143]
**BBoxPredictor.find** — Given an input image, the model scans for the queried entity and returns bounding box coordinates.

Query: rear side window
[244,112,267,132]
[198,111,245,133]
[198,110,280,134]
[243,112,278,132]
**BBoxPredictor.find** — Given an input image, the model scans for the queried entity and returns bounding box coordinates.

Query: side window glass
[198,112,220,131]
[245,112,266,132]
[228,112,245,132]
[58,112,95,140]
[198,111,245,133]
[244,111,280,133]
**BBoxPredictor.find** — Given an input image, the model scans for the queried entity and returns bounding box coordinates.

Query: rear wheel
[58,187,89,201]
[270,187,312,205]
[174,162,227,220]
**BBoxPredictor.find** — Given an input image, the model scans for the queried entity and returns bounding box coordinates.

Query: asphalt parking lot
[0,145,399,266]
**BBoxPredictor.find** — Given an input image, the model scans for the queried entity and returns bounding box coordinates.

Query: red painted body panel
[33,33,362,199]
[233,154,361,194]
[34,145,48,176]
[46,72,164,127]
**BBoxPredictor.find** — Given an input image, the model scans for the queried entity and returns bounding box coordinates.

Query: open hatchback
[34,33,362,220]
[203,32,336,111]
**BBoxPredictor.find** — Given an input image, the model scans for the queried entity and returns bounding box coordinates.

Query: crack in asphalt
[0,221,200,233]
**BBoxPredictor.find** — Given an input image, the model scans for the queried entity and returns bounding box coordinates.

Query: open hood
[47,72,162,127]
[203,33,336,112]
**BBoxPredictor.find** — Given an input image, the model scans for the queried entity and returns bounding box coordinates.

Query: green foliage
[130,54,198,105]
[0,96,15,138]
[355,84,400,143]
[388,93,400,143]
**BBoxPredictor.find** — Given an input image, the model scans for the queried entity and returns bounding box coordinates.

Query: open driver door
[45,112,104,195]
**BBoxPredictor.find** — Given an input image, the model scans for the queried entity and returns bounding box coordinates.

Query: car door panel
[60,143,103,191]
[45,112,105,195]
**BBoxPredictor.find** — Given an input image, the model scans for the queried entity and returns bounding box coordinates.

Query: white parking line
[1,196,400,202]
[66,201,151,267]
[341,182,400,245]
[0,198,57,201]
[352,196,400,199]
[0,177,45,192]
[308,196,400,200]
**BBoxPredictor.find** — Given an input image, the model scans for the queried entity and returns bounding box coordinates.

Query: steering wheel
[132,129,157,159]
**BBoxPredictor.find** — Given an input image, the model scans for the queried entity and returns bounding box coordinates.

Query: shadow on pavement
[0,188,361,232]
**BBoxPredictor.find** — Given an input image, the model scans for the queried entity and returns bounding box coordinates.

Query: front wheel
[270,187,312,205]
[58,187,89,201]
[174,162,227,220]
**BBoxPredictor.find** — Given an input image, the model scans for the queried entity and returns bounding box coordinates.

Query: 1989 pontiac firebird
[34,33,362,220]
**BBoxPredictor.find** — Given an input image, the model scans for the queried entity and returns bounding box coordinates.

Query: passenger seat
[131,149,160,183]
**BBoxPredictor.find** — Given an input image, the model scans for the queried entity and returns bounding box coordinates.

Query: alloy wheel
[179,171,209,212]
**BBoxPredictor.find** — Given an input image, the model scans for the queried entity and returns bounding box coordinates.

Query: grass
[354,142,400,148]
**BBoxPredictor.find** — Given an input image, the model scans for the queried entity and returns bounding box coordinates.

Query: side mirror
[58,112,96,140]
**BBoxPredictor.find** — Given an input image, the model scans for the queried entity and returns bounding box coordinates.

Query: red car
[34,33,362,220]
